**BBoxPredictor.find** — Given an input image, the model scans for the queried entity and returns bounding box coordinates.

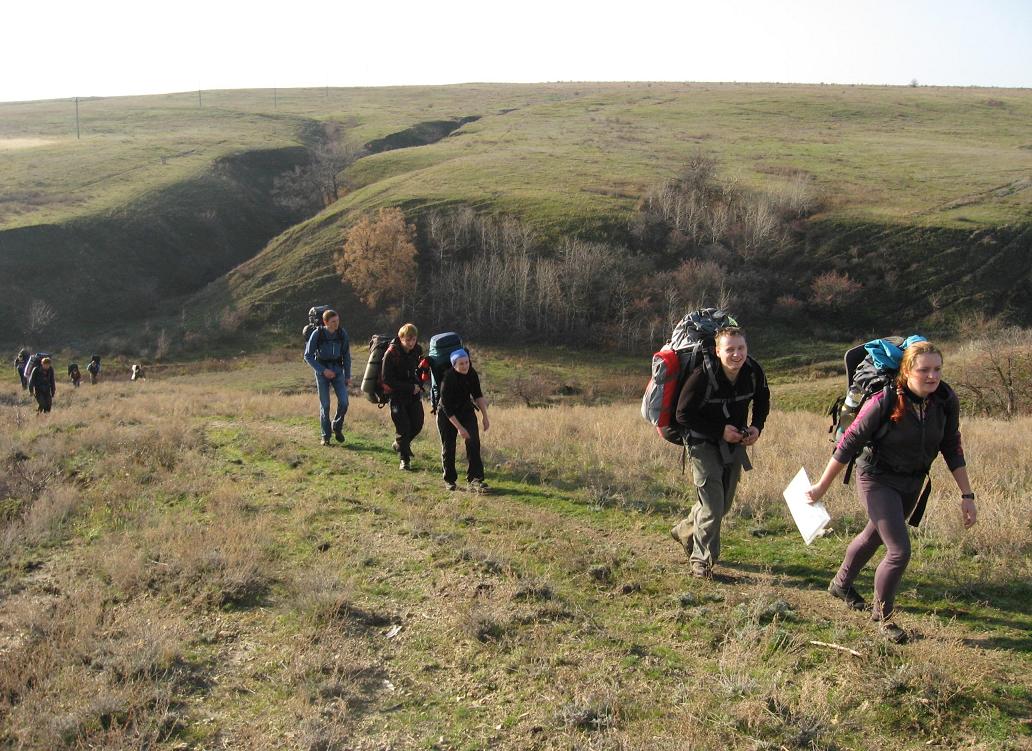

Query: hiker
[27,356,56,413]
[86,355,101,384]
[131,363,145,381]
[670,326,770,579]
[303,308,351,446]
[806,340,975,644]
[437,348,490,492]
[68,363,82,388]
[382,323,425,471]
[14,349,29,390]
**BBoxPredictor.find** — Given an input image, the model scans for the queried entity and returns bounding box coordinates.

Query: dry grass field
[1,360,1029,750]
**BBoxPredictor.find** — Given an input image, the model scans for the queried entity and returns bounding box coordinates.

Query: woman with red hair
[806,341,977,643]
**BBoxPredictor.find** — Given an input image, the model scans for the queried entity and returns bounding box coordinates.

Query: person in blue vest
[303,309,352,446]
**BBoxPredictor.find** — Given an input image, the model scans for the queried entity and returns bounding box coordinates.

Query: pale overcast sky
[3,0,1030,102]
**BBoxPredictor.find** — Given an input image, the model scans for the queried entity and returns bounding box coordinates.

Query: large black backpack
[641,308,748,445]
[827,335,907,443]
[302,305,333,344]
[23,352,51,380]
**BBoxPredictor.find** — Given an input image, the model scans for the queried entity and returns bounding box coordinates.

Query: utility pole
[198,89,202,108]
[75,97,80,140]
[273,87,277,111]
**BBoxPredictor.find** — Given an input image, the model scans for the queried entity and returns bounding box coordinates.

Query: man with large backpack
[27,356,57,413]
[303,308,352,446]
[86,355,101,385]
[381,323,426,471]
[670,325,770,579]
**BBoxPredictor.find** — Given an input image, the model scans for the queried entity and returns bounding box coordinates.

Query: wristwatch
[960,492,975,500]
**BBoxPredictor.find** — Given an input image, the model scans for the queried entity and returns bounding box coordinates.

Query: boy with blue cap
[437,348,490,492]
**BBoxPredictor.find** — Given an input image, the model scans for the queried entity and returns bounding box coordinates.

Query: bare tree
[273,124,363,213]
[954,326,1032,418]
[25,299,56,336]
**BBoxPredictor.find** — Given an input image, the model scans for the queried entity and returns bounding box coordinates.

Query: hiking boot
[400,459,411,471]
[445,481,457,492]
[690,561,712,580]
[334,429,345,443]
[320,436,331,447]
[670,519,694,557]
[828,579,867,611]
[876,619,908,644]
[468,478,489,493]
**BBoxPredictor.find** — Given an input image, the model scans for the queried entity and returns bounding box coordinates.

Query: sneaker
[876,619,908,644]
[670,519,694,557]
[334,429,345,443]
[320,436,331,446]
[400,459,411,471]
[445,481,457,491]
[468,478,489,493]
[690,561,712,580]
[828,579,867,611]
[391,441,400,453]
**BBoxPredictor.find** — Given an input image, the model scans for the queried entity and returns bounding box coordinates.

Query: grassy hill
[1,360,1029,749]
[2,83,1031,349]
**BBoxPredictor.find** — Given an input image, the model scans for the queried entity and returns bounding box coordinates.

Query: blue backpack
[427,332,464,413]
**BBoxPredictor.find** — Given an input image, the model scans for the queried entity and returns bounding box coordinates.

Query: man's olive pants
[683,441,743,567]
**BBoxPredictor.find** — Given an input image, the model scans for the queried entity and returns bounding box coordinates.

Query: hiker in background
[382,323,425,471]
[437,349,490,492]
[14,349,29,390]
[86,355,101,384]
[68,362,82,388]
[806,340,975,644]
[131,363,145,381]
[303,308,351,446]
[670,326,770,579]
[28,356,56,413]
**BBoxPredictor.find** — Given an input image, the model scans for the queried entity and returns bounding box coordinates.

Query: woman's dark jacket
[834,382,965,493]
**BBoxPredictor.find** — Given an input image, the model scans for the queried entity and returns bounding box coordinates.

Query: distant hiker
[68,363,82,388]
[28,356,56,413]
[131,363,145,381]
[382,323,426,471]
[303,308,352,446]
[669,326,770,579]
[806,340,975,644]
[437,348,490,492]
[86,355,101,385]
[14,349,29,390]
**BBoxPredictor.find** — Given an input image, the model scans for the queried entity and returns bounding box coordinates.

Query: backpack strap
[842,384,897,485]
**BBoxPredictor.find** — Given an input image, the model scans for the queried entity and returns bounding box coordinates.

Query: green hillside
[2,83,1031,348]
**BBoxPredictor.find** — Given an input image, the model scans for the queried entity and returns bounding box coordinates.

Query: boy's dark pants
[436,410,483,483]
[35,392,52,413]
[390,395,424,460]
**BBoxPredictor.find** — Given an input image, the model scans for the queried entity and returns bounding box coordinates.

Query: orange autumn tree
[335,208,418,313]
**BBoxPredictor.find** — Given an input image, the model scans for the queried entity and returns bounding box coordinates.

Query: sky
[2,0,1030,102]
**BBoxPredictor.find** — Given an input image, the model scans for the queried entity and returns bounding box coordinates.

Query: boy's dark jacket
[382,338,423,399]
[675,358,770,442]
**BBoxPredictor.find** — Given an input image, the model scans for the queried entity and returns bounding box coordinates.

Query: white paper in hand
[783,467,831,545]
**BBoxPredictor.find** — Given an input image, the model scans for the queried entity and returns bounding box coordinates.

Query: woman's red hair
[891,341,943,422]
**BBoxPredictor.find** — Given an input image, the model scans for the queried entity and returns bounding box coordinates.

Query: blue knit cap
[450,348,469,366]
